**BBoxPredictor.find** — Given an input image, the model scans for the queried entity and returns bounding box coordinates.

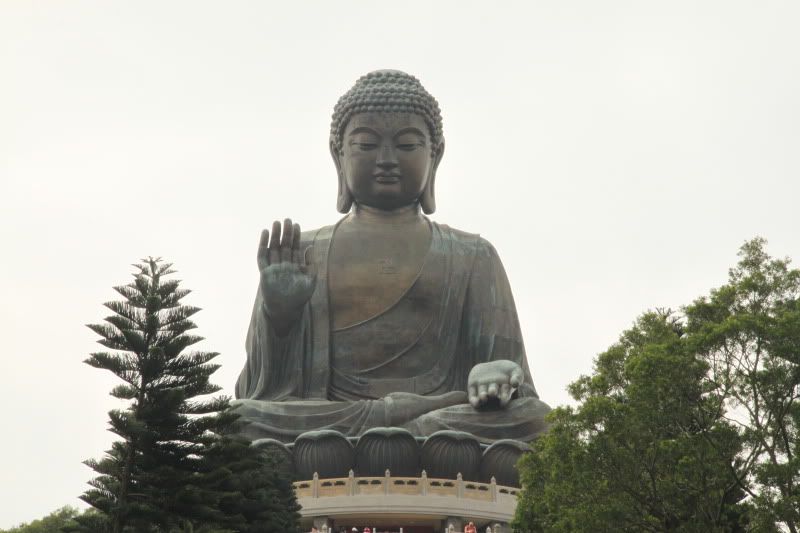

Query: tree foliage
[0,507,83,533]
[514,239,799,532]
[513,311,747,532]
[686,238,799,531]
[72,258,300,533]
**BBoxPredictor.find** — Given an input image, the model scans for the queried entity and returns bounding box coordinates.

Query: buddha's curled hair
[330,70,443,155]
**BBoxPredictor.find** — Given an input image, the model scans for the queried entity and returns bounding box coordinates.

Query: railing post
[384,469,391,495]
[456,472,464,498]
[312,472,319,498]
[348,469,356,496]
[446,517,463,533]
[490,476,497,502]
[314,517,332,532]
[421,469,428,496]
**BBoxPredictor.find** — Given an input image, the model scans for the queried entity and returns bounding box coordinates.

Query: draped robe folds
[234,220,550,443]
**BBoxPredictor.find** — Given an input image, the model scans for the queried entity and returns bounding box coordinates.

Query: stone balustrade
[294,469,520,501]
[293,470,519,524]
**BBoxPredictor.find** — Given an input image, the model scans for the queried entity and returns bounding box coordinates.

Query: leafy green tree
[514,238,800,532]
[513,311,747,532]
[0,507,81,533]
[686,238,799,532]
[72,258,300,533]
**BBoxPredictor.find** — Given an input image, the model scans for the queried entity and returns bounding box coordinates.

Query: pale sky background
[1,0,799,527]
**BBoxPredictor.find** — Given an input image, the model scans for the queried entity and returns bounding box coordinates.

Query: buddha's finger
[509,368,524,388]
[280,219,293,262]
[487,382,499,398]
[499,384,511,406]
[477,384,488,402]
[257,229,270,271]
[268,220,282,264]
[292,223,301,264]
[468,385,479,407]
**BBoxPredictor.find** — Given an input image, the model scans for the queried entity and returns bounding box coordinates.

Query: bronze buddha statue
[234,70,550,446]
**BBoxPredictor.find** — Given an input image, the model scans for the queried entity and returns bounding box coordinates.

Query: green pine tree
[72,258,299,533]
[202,436,301,533]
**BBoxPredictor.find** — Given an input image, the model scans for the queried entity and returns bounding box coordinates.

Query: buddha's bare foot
[384,391,468,425]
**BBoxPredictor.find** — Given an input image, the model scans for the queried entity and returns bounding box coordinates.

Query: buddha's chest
[328,225,431,330]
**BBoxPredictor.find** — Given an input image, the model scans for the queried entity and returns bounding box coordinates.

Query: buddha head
[330,70,445,214]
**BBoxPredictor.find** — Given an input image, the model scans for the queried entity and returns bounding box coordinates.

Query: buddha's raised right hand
[258,218,316,336]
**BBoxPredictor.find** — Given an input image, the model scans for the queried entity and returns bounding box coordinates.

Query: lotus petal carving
[420,430,481,481]
[354,427,420,476]
[479,439,530,487]
[293,430,354,479]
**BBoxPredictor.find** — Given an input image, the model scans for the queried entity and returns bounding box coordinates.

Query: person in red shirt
[464,522,477,533]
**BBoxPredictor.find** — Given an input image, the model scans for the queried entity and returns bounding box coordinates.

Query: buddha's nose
[376,144,398,169]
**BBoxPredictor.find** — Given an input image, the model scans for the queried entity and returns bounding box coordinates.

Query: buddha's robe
[234,220,550,443]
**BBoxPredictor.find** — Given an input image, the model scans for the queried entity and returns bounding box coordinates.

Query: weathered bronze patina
[234,70,550,444]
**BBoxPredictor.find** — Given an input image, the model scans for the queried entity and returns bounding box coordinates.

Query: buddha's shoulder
[296,221,498,256]
[432,222,497,256]
[297,224,336,246]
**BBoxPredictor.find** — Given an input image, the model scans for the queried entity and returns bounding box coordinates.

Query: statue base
[253,427,529,533]
[254,427,531,488]
[294,471,517,533]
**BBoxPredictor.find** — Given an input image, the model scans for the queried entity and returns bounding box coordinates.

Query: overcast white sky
[1,0,799,527]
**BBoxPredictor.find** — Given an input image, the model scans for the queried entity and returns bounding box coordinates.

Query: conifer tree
[202,436,301,533]
[72,258,300,533]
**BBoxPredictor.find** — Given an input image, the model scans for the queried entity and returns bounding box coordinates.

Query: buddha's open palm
[467,360,524,408]
[258,219,316,332]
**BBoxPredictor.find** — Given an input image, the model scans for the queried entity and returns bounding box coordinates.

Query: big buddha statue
[234,70,550,454]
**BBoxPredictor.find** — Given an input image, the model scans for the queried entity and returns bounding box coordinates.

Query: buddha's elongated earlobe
[337,173,354,213]
[421,173,436,214]
[421,140,445,215]
[331,140,354,213]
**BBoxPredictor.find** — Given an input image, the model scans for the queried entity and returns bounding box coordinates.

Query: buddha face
[338,112,437,211]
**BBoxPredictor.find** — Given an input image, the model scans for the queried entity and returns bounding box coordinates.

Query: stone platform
[294,471,518,532]
[253,427,529,532]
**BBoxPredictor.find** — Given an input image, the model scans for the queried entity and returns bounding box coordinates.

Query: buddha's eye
[350,140,378,151]
[395,132,425,151]
[396,143,421,152]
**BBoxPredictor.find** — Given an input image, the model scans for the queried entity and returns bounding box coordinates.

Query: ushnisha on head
[330,70,445,214]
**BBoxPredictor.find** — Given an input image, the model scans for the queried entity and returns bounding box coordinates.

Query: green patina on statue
[234,70,550,444]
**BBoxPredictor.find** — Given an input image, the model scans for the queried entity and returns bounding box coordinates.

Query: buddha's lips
[374,174,401,183]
